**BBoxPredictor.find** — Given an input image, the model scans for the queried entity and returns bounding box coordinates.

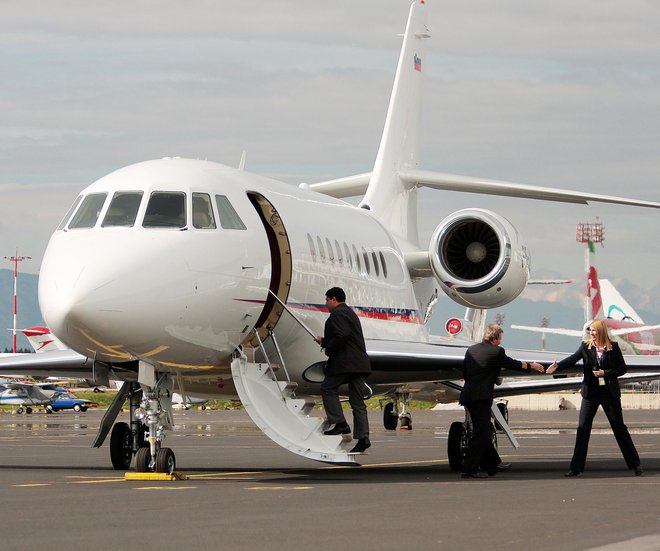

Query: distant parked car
[50,392,98,412]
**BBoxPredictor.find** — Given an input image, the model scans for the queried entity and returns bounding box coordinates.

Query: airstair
[230,331,360,465]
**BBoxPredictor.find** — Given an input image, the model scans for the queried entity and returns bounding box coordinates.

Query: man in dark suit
[460,324,544,478]
[314,287,372,453]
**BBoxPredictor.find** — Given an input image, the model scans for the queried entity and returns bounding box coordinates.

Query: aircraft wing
[510,324,584,338]
[304,168,660,209]
[0,350,95,378]
[439,372,660,398]
[610,324,660,336]
[365,339,660,376]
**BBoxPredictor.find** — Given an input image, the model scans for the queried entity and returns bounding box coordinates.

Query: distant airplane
[0,1,659,474]
[20,326,67,354]
[512,230,660,355]
[0,382,54,414]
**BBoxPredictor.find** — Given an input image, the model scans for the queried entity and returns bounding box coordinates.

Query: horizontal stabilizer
[304,168,660,210]
[301,172,371,198]
[399,169,660,209]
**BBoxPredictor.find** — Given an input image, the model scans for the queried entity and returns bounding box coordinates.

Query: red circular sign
[445,318,463,335]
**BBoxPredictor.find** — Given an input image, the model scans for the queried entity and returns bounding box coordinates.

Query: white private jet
[1,1,659,474]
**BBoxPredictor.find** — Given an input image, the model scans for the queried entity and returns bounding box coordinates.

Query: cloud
[0,0,657,297]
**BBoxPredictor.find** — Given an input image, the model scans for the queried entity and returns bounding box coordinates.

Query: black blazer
[460,340,530,404]
[321,303,371,376]
[556,341,627,399]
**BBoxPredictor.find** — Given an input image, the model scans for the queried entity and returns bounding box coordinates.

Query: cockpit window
[215,195,246,230]
[192,193,216,229]
[102,191,143,227]
[143,192,186,228]
[57,195,83,230]
[68,193,108,229]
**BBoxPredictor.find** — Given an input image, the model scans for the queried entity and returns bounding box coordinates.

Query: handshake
[528,361,558,374]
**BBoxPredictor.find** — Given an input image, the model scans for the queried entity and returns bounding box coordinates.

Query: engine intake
[429,209,530,308]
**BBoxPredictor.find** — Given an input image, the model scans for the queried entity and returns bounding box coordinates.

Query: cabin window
[307,234,317,262]
[102,191,143,227]
[317,236,326,262]
[362,247,371,275]
[68,193,108,229]
[192,193,217,229]
[379,251,388,279]
[353,244,361,272]
[57,195,83,230]
[215,195,246,230]
[371,251,380,277]
[143,192,186,228]
[344,243,353,271]
[335,240,343,266]
[325,238,334,263]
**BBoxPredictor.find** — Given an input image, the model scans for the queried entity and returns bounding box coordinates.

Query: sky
[1,0,659,312]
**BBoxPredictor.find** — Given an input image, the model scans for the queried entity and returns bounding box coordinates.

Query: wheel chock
[124,472,188,481]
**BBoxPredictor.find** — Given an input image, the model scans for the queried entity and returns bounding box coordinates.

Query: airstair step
[231,355,360,465]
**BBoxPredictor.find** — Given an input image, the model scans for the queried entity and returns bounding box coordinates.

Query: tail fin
[20,326,67,353]
[598,279,645,324]
[586,265,603,321]
[359,1,429,245]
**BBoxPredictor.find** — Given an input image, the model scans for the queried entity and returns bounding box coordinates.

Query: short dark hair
[325,287,346,303]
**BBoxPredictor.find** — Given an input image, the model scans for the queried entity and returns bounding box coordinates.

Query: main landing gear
[96,372,177,474]
[382,392,413,431]
[447,406,500,472]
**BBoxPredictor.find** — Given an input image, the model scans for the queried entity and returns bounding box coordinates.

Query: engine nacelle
[429,208,530,308]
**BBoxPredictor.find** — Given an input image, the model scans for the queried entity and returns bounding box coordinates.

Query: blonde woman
[547,319,642,477]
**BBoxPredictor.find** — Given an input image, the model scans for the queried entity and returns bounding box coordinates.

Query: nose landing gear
[99,372,176,474]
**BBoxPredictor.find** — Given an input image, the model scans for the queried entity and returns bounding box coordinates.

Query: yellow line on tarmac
[188,471,262,479]
[13,483,50,487]
[246,486,313,491]
[133,486,197,490]
[72,479,126,484]
[65,475,123,480]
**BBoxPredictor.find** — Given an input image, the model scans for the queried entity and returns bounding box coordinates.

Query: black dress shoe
[323,423,351,436]
[496,462,513,472]
[349,438,371,453]
[564,470,580,477]
[460,472,488,479]
[634,466,643,476]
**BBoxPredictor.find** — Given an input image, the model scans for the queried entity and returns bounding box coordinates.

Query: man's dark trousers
[321,373,369,440]
[461,399,501,474]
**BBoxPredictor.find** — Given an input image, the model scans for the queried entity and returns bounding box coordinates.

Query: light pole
[4,250,31,353]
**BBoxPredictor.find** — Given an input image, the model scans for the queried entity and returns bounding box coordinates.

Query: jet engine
[428,208,530,308]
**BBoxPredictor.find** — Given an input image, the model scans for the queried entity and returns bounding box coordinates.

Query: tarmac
[2,407,660,551]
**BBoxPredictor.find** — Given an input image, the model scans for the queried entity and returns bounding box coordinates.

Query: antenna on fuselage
[238,150,247,171]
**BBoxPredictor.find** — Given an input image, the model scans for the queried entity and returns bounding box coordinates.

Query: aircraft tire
[26,407,32,414]
[16,407,24,415]
[383,402,398,430]
[447,421,466,471]
[110,422,133,470]
[156,448,176,474]
[135,447,151,472]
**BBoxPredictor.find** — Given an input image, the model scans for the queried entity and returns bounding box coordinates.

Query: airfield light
[3,250,31,353]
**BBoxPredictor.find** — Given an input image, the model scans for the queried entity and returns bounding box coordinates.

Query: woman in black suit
[547,319,642,477]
